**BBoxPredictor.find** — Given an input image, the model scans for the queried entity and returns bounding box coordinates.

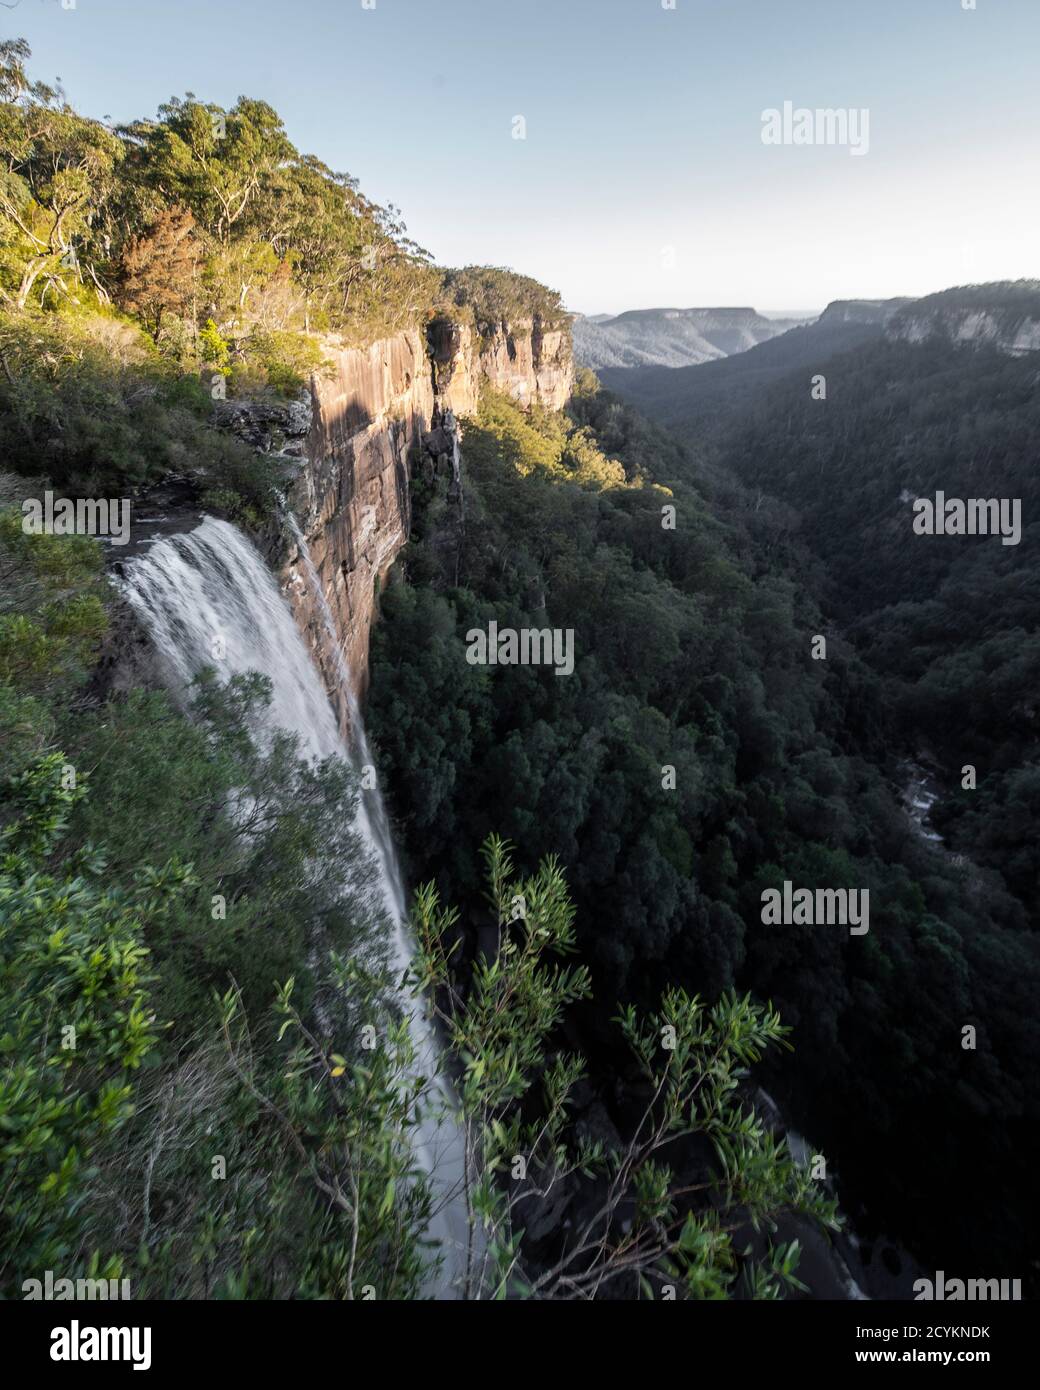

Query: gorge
[2,31,1036,1311]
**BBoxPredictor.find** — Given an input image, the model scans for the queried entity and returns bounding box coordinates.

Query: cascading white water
[444,407,462,487]
[283,513,409,923]
[120,514,472,1296]
[121,517,343,762]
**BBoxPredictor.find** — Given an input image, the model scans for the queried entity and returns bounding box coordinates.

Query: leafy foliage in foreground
[0,754,169,1277]
[0,748,436,1298]
[413,834,837,1299]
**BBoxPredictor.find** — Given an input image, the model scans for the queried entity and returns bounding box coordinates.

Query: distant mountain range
[595,284,1040,438]
[571,306,812,370]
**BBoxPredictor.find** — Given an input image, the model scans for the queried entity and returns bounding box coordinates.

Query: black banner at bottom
[0,1297,1029,1374]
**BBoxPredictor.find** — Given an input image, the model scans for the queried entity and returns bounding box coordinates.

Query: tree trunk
[16,257,48,310]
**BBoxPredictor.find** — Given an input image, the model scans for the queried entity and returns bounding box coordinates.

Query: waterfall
[283,513,408,923]
[119,514,472,1296]
[444,407,462,487]
[120,517,343,762]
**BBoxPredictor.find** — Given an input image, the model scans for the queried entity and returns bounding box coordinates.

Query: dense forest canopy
[441,265,570,336]
[368,367,1040,1281]
[0,37,436,346]
[721,331,1040,919]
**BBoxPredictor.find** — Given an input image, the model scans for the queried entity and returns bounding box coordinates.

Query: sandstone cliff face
[886,306,1040,355]
[881,284,1040,357]
[480,321,572,409]
[283,319,572,722]
[427,317,572,412]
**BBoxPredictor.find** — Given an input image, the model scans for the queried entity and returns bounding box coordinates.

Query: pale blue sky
[7,0,1039,312]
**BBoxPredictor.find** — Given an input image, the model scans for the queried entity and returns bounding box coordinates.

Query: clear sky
[7,0,1038,313]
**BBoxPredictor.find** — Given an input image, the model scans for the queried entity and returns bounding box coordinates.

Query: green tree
[0,753,189,1281]
[0,46,123,309]
[412,834,839,1299]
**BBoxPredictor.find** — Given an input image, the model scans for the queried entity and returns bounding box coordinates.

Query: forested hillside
[599,315,883,436]
[573,306,800,371]
[597,298,913,439]
[368,368,1040,1281]
[723,328,1040,919]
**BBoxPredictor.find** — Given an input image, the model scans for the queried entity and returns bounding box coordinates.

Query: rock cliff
[816,297,912,326]
[887,306,1040,354]
[283,318,572,721]
[884,282,1040,356]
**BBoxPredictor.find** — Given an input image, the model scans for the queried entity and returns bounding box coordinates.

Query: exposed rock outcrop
[480,320,572,409]
[888,306,1040,355]
[213,392,312,457]
[282,318,572,718]
[817,298,912,327]
[427,315,572,412]
[884,282,1040,356]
